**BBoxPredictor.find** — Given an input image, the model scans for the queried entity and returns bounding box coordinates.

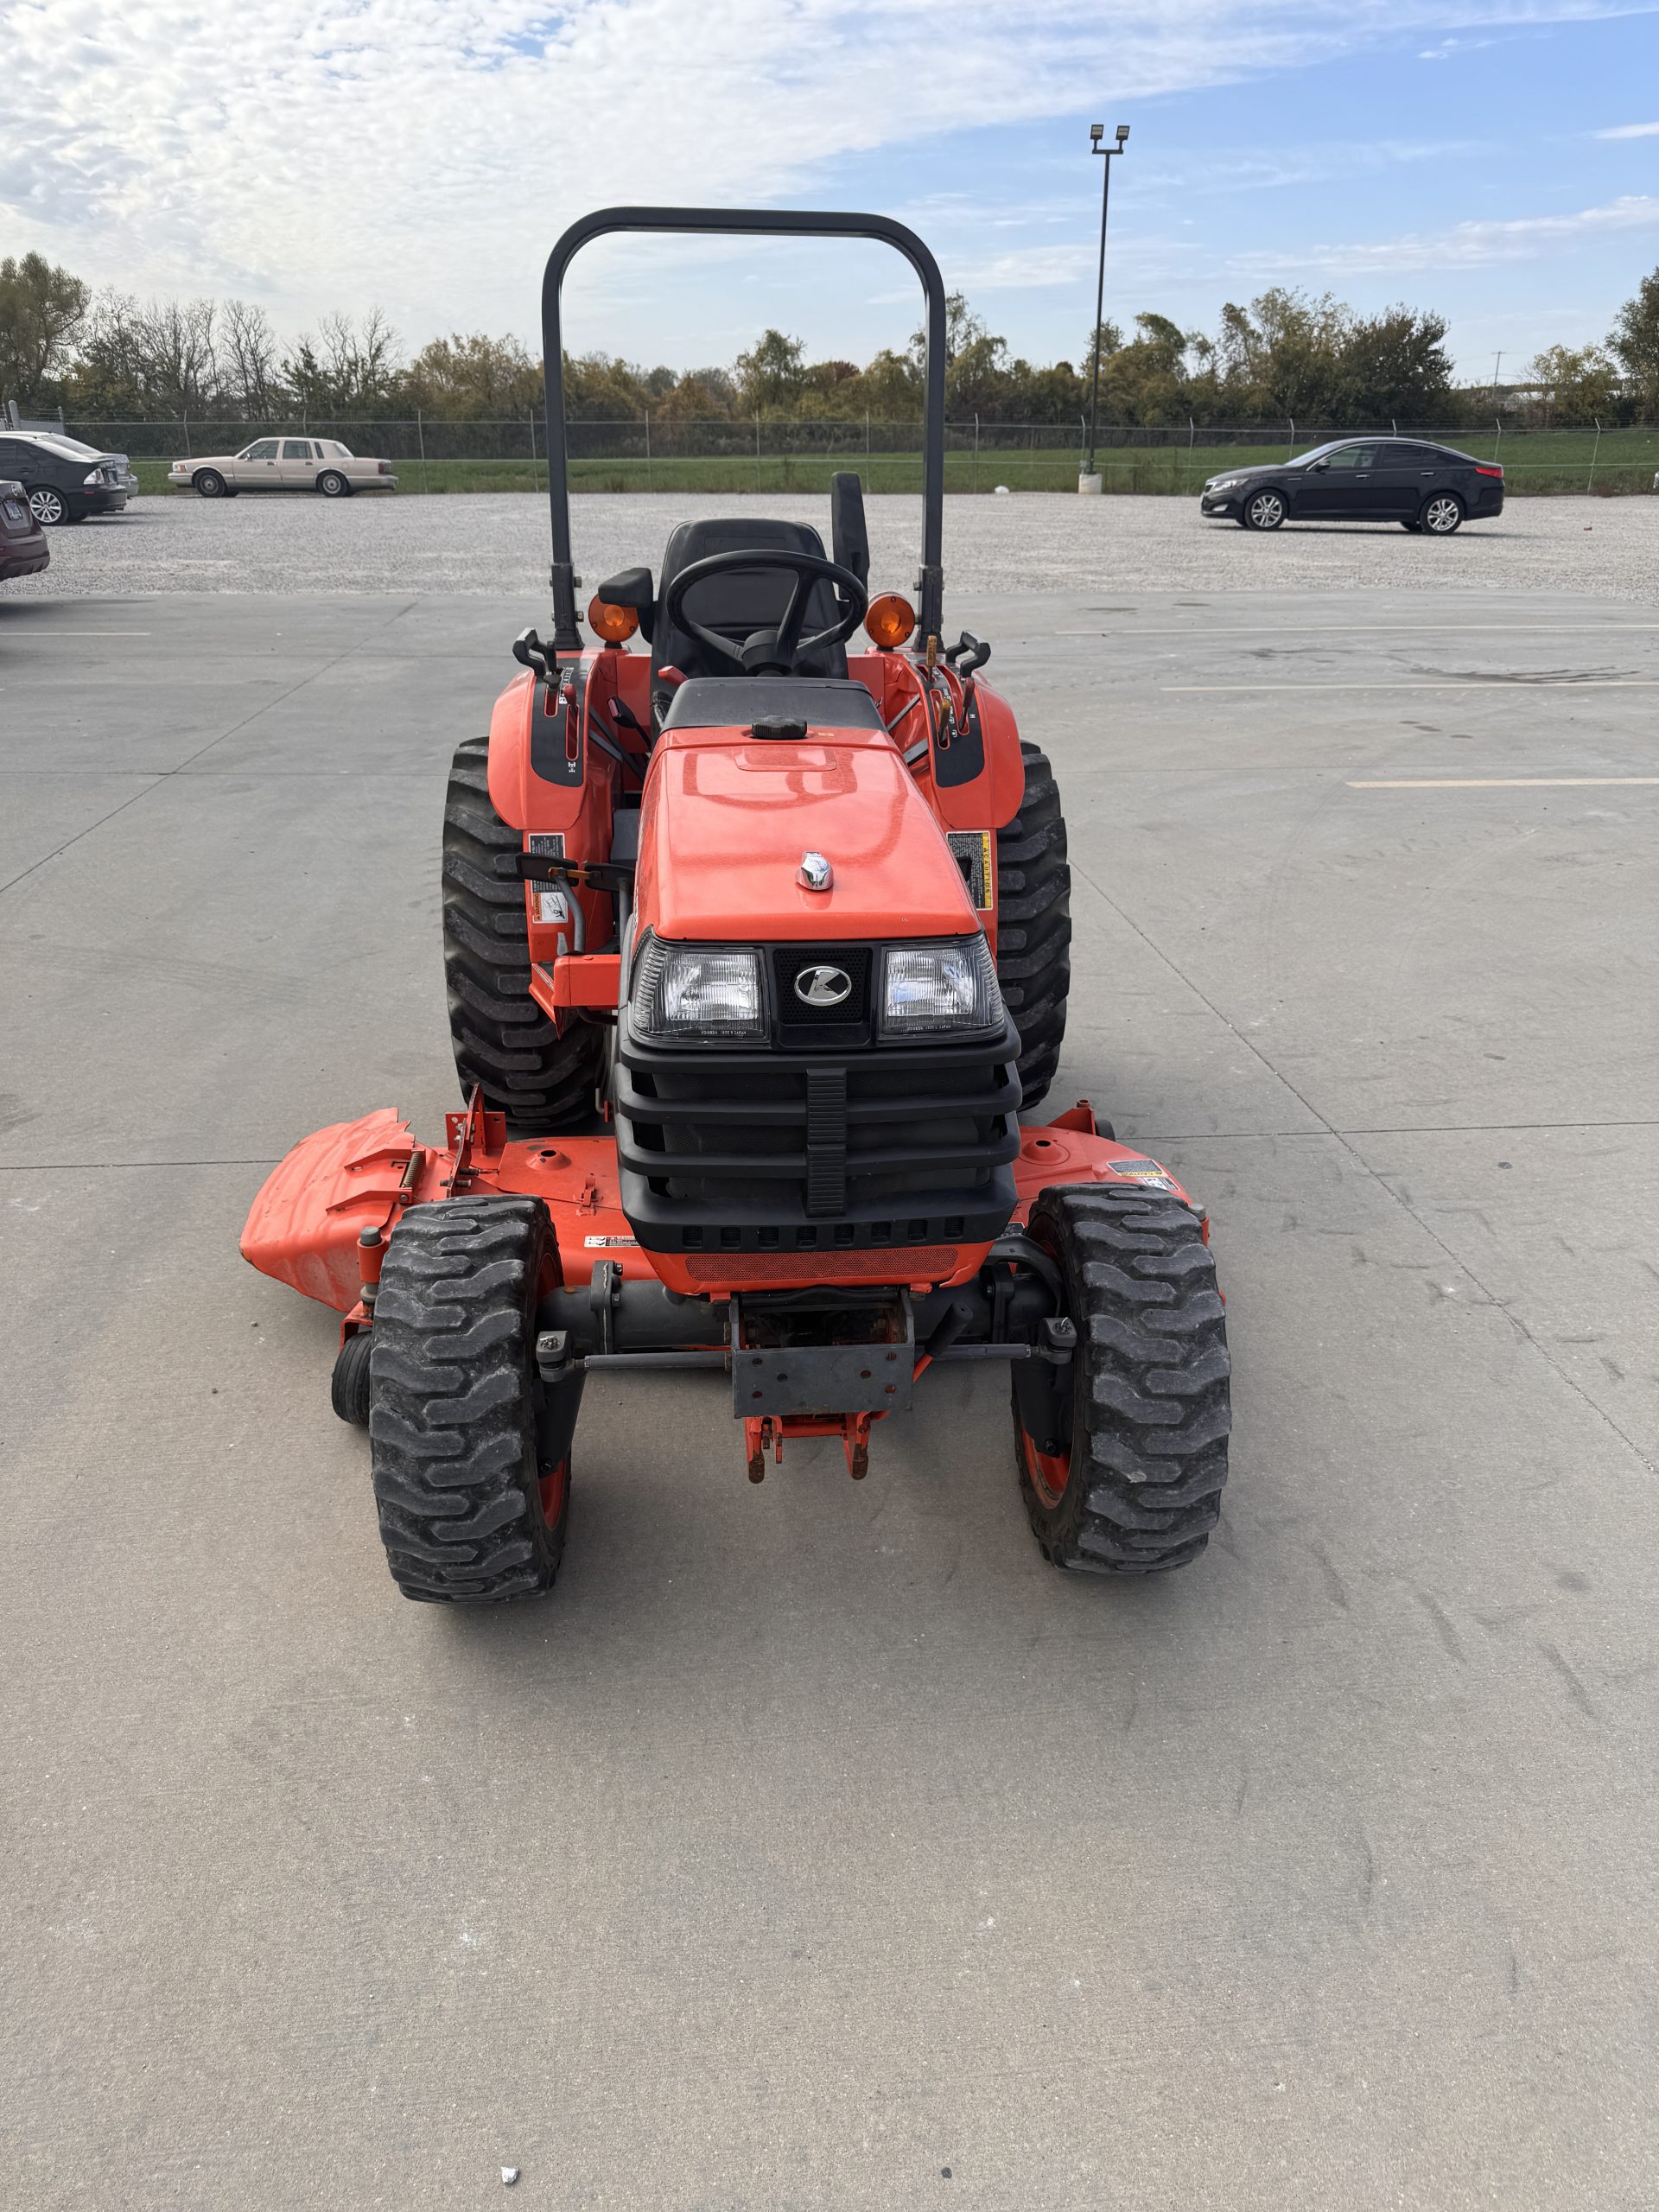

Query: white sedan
[168,437,397,498]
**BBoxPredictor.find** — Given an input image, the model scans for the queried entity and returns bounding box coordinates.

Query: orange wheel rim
[539,1459,569,1523]
[1020,1426,1071,1510]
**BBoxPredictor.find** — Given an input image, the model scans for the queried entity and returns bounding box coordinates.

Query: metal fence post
[754,413,762,489]
[1287,417,1294,460]
[182,410,190,458]
[645,408,652,491]
[1493,417,1502,467]
[528,408,538,493]
[1588,418,1601,492]
[416,407,428,493]
[973,412,979,493]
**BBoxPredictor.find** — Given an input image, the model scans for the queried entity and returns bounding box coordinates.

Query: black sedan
[1199,439,1503,534]
[0,431,135,524]
[1,478,50,581]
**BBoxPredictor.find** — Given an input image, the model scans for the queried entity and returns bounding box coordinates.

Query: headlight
[1209,476,1241,493]
[880,937,1002,1038]
[630,938,763,1040]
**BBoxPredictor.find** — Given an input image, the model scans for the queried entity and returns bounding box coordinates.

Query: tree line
[2,251,1656,429]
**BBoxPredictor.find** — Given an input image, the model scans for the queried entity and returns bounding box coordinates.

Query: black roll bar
[540,207,948,653]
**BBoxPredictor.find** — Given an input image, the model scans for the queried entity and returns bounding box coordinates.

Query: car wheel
[193,468,229,499]
[1242,487,1287,531]
[27,486,67,526]
[317,470,352,498]
[1421,493,1464,536]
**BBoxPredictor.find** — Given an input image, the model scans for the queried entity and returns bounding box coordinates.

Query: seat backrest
[653,517,849,686]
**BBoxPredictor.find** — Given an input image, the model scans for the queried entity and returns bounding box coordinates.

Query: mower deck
[240,1097,1193,1313]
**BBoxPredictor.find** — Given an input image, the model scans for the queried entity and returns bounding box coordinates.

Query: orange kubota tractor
[242,208,1231,1604]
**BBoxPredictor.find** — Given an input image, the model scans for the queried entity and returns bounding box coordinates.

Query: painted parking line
[1058,625,1659,636]
[1348,777,1659,789]
[1161,681,1659,692]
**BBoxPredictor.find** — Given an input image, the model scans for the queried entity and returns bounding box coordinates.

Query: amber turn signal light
[864,593,917,651]
[587,596,639,644]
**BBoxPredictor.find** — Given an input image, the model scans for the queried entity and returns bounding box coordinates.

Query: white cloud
[1230,194,1659,275]
[0,0,1654,353]
[1595,119,1659,135]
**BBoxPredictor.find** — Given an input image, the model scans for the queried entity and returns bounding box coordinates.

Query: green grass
[130,429,1659,499]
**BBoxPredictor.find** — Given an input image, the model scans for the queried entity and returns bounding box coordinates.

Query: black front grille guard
[540,207,948,654]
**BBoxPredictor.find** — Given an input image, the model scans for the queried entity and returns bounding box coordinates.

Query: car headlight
[630,937,763,1040]
[880,936,1003,1038]
[1209,476,1242,493]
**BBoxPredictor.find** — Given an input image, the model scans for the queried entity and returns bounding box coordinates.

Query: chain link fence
[70,416,1659,494]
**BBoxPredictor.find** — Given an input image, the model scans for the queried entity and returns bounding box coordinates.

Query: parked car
[168,438,397,498]
[1199,439,1504,533]
[0,478,50,579]
[0,431,136,524]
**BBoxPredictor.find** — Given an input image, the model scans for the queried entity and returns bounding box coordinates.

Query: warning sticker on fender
[527,833,567,924]
[1110,1157,1179,1191]
[582,1234,637,1248]
[947,830,995,909]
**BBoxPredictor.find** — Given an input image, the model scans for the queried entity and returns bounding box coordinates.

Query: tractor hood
[635,727,978,943]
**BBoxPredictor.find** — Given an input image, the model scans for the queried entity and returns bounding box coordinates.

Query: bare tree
[285,308,401,413]
[220,298,282,416]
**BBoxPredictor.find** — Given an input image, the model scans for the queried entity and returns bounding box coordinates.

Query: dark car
[1199,439,1503,534]
[0,432,136,524]
[0,478,50,580]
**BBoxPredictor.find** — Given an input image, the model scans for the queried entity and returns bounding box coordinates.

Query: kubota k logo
[794,965,853,1007]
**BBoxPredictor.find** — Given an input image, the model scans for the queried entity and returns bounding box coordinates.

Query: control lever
[944,630,991,676]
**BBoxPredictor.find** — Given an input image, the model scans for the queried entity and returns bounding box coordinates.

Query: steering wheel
[662,548,868,677]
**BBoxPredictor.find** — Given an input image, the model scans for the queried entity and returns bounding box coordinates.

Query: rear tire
[996,741,1071,1109]
[318,470,351,498]
[368,1198,570,1604]
[1014,1183,1230,1573]
[27,486,67,525]
[442,734,603,1132]
[1421,492,1464,536]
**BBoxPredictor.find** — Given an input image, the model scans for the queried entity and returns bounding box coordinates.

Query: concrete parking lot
[3,537,1656,2207]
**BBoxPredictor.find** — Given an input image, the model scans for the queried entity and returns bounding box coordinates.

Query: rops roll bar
[541,207,948,653]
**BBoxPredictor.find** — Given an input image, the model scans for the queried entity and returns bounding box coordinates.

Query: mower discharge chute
[242,207,1231,1604]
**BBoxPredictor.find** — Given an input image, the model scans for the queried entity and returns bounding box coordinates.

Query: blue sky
[2,1,1656,380]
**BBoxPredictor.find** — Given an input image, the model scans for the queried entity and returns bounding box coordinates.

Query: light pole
[1082,122,1129,493]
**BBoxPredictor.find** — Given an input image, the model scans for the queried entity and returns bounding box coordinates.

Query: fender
[849,649,1025,832]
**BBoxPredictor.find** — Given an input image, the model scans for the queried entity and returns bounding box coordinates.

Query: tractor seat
[653,517,851,684]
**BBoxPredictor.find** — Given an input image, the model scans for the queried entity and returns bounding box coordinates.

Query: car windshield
[1286,443,1344,466]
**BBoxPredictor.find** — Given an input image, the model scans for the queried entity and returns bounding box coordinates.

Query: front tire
[194,469,228,499]
[1014,1183,1231,1573]
[996,741,1071,1109]
[442,734,604,1131]
[368,1198,571,1603]
[317,470,351,498]
[1241,487,1287,531]
[1421,492,1464,536]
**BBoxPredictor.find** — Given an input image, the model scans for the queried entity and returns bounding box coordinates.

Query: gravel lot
[10,487,1656,601]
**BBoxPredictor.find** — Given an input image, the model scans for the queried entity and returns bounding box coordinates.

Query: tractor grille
[614,1015,1021,1255]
